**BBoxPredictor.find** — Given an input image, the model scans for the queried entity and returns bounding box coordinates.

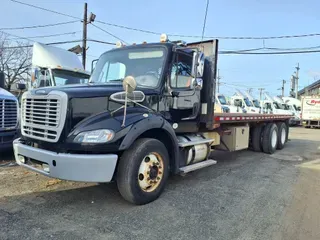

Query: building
[298,79,320,97]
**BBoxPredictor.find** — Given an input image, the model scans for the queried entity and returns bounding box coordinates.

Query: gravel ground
[0,127,319,240]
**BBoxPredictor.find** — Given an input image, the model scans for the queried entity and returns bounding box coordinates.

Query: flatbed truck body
[14,36,292,204]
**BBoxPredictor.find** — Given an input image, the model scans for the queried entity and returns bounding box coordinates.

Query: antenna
[121,76,137,127]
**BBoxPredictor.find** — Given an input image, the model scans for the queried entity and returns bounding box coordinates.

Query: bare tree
[0,33,31,91]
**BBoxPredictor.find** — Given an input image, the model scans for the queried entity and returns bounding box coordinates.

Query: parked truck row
[12,36,294,204]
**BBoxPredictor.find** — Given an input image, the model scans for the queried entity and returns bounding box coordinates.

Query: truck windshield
[52,69,90,86]
[90,47,166,88]
[218,95,228,105]
[244,97,253,107]
[33,68,89,88]
[293,105,301,111]
[273,102,281,109]
[252,99,260,108]
[282,104,290,110]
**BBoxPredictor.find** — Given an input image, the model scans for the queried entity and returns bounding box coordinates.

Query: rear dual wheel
[262,123,278,154]
[251,122,287,154]
[276,122,287,150]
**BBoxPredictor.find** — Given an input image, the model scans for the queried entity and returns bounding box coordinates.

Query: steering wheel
[145,71,159,78]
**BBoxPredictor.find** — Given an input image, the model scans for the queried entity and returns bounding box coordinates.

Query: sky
[1,0,320,99]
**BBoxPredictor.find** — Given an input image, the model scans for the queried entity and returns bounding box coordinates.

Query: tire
[262,123,278,154]
[276,122,287,150]
[117,138,169,205]
[285,121,289,142]
[251,125,264,152]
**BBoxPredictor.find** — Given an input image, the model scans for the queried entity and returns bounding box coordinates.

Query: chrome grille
[21,91,68,142]
[0,98,18,129]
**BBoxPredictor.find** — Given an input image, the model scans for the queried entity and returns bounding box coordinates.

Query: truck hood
[0,88,16,100]
[30,83,160,99]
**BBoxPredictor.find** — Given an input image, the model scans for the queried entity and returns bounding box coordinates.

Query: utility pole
[217,69,221,93]
[258,88,265,101]
[295,63,300,98]
[82,2,88,69]
[281,79,286,97]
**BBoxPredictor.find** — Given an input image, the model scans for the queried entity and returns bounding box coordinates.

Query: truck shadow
[0,150,15,162]
[1,138,319,211]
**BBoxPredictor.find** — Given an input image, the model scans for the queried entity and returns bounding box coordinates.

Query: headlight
[74,129,115,143]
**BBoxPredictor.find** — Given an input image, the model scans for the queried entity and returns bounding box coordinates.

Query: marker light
[160,33,168,42]
[116,41,125,48]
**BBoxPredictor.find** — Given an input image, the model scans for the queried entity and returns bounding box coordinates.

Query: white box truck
[301,96,320,128]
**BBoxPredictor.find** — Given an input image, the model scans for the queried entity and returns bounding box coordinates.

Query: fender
[67,108,150,146]
[119,115,180,174]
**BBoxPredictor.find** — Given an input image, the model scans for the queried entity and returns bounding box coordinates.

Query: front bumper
[13,138,118,182]
[0,129,20,151]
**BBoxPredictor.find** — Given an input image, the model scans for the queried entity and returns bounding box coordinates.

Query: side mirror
[191,77,203,90]
[16,80,26,91]
[91,59,98,73]
[191,52,205,78]
[234,100,242,107]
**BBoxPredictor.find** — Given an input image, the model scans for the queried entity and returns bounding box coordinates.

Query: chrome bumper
[13,138,118,182]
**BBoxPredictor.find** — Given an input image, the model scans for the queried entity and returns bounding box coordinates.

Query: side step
[178,139,214,147]
[179,159,217,174]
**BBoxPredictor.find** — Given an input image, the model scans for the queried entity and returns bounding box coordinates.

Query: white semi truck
[30,42,90,89]
[215,93,246,113]
[261,93,291,115]
[230,89,260,114]
[301,96,320,128]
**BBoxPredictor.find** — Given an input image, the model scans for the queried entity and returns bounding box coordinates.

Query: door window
[170,53,193,89]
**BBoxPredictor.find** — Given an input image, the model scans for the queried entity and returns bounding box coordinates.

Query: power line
[10,0,80,20]
[7,31,81,40]
[1,40,82,49]
[1,39,115,50]
[91,23,128,44]
[220,49,320,55]
[10,0,320,41]
[10,0,126,45]
[0,20,79,31]
[0,30,35,42]
[95,20,320,40]
[88,39,116,45]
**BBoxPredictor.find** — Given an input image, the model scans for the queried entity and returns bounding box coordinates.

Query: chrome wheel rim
[138,153,164,192]
[271,129,277,148]
[281,128,286,144]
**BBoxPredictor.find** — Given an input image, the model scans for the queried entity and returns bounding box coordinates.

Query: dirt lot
[1,127,320,240]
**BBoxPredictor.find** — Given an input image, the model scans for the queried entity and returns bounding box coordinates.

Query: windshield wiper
[109,78,124,82]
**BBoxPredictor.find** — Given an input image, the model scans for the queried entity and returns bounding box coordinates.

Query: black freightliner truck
[13,37,291,204]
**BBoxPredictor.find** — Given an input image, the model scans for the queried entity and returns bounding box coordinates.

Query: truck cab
[230,90,260,114]
[30,42,90,89]
[215,93,245,113]
[282,96,301,121]
[262,93,291,115]
[0,71,20,151]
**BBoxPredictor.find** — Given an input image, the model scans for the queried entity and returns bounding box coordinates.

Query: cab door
[168,50,201,121]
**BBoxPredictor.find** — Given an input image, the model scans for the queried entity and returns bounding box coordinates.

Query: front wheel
[117,138,169,205]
